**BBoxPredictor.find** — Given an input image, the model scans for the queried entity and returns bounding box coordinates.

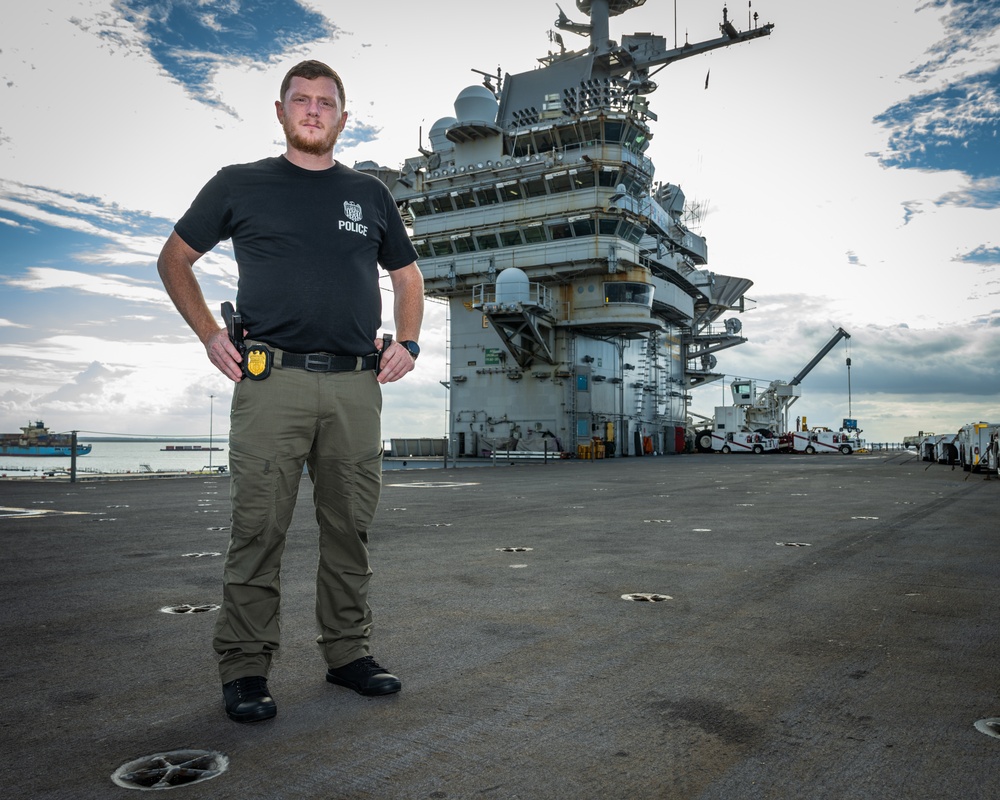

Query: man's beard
[284,119,339,156]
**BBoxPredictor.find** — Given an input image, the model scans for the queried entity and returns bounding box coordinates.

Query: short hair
[279,60,345,109]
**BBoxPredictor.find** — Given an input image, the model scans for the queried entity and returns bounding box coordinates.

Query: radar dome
[454,85,499,124]
[428,116,457,153]
[495,268,531,305]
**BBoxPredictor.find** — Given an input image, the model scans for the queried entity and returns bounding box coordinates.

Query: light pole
[208,394,215,472]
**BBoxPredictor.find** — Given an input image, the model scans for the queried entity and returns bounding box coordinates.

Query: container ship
[360,0,774,459]
[0,421,91,457]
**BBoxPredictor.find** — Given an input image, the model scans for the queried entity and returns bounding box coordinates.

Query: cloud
[875,67,1000,181]
[0,216,39,232]
[0,333,234,435]
[873,2,1000,192]
[40,360,131,405]
[0,178,238,304]
[956,244,1000,264]
[933,176,1000,209]
[690,308,1000,441]
[0,181,149,241]
[114,0,337,111]
[5,267,168,306]
[910,0,1000,81]
[708,296,1000,398]
[339,119,382,148]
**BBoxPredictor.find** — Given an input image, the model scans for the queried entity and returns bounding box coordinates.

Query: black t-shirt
[174,156,417,355]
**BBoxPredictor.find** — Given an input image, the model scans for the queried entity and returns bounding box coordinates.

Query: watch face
[403,340,420,357]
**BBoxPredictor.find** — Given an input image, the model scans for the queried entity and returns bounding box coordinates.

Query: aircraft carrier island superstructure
[360,1,774,458]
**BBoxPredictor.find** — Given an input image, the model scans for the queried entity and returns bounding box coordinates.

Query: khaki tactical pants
[213,365,383,684]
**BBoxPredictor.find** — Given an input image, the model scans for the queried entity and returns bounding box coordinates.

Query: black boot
[326,656,401,696]
[222,676,276,722]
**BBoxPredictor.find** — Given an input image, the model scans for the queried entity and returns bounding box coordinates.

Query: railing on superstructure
[472,282,555,315]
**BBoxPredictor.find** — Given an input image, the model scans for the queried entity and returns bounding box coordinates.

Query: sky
[1,0,998,445]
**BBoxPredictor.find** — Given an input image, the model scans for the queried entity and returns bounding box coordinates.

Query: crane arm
[789,327,850,386]
[616,23,775,78]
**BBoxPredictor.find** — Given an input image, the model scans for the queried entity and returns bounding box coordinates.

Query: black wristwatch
[399,340,420,360]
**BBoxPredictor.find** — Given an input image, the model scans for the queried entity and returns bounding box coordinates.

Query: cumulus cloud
[713,299,1000,399]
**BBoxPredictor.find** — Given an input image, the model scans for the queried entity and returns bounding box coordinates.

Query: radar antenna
[470,67,503,99]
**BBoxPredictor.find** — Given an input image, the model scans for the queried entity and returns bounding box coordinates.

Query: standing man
[157,60,424,723]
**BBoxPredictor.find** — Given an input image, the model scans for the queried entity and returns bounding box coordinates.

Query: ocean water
[0,440,445,477]
[0,441,230,476]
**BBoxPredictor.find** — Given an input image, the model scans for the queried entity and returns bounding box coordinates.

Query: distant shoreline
[78,437,230,443]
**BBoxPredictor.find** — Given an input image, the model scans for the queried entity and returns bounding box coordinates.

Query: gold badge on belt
[245,346,272,381]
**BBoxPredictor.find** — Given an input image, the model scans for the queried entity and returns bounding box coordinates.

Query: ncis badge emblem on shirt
[340,200,368,236]
[245,347,271,381]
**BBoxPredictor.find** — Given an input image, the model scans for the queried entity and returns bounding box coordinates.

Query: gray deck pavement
[1,451,998,799]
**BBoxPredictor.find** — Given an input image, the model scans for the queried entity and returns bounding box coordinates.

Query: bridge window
[604,282,653,307]
[409,197,430,216]
[430,238,454,256]
[413,240,432,259]
[571,217,595,236]
[598,167,620,188]
[598,217,620,236]
[476,232,500,250]
[546,170,572,193]
[523,224,546,244]
[572,169,596,190]
[499,230,523,247]
[475,187,500,206]
[522,176,547,197]
[604,120,624,143]
[624,223,645,243]
[452,234,475,253]
[498,181,524,202]
[576,119,601,145]
[430,195,454,213]
[548,221,573,240]
[451,190,476,209]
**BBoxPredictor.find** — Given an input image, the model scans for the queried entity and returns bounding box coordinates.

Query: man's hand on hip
[375,339,416,384]
[207,327,245,382]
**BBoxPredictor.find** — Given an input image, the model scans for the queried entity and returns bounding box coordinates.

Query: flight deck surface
[1,452,997,798]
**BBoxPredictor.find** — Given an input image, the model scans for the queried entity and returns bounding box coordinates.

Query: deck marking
[160,604,220,614]
[0,506,91,519]
[974,719,1000,740]
[622,593,672,602]
[385,481,480,489]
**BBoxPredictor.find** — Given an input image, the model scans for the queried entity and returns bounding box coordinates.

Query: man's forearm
[391,263,425,342]
[157,232,219,345]
[158,231,244,382]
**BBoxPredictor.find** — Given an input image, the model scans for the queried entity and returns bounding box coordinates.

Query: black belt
[279,351,378,373]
